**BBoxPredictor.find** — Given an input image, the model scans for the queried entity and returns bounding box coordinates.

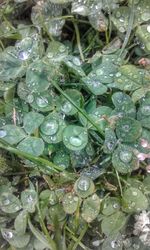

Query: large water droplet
[41,120,59,136]
[18,50,29,60]
[2,197,10,205]
[0,130,7,138]
[27,94,34,104]
[147,25,150,33]
[73,57,81,66]
[96,69,104,75]
[61,102,72,114]
[27,195,33,202]
[111,240,121,249]
[132,191,137,196]
[116,11,121,18]
[115,72,122,77]
[3,231,13,240]
[69,136,82,147]
[78,177,90,191]
[36,97,48,108]
[141,105,150,115]
[119,151,132,163]
[119,26,126,33]
[72,2,89,16]
[59,45,66,53]
[141,12,150,22]
[119,17,124,23]
[113,203,119,209]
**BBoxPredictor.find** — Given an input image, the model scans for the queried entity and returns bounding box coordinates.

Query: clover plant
[0,0,150,249]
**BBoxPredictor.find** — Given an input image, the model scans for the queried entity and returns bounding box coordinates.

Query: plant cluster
[0,0,150,249]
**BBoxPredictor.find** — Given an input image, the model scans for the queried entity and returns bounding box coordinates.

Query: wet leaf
[40,112,66,144]
[63,125,88,151]
[21,189,38,213]
[23,112,44,134]
[0,193,22,213]
[62,192,80,214]
[112,144,139,174]
[103,128,117,154]
[74,176,95,198]
[1,228,30,248]
[116,117,142,143]
[0,47,26,81]
[17,137,44,156]
[14,210,28,235]
[81,193,100,223]
[101,211,127,236]
[0,125,26,145]
[122,187,148,213]
[102,197,121,216]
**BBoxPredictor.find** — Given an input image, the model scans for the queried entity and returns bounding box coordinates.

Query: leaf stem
[37,204,57,250]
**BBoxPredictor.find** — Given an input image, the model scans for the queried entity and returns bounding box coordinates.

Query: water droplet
[113,203,119,209]
[133,243,140,250]
[111,240,121,249]
[141,12,150,22]
[122,124,130,132]
[92,240,101,247]
[115,72,122,77]
[2,197,10,205]
[119,26,126,33]
[70,136,82,147]
[36,97,48,108]
[27,195,33,202]
[147,26,150,33]
[141,105,150,115]
[47,52,53,59]
[27,94,34,104]
[119,17,124,23]
[119,151,132,163]
[73,196,78,202]
[96,69,104,75]
[116,11,121,18]
[132,191,137,196]
[40,120,59,136]
[72,3,89,16]
[78,177,90,191]
[18,50,29,60]
[73,57,81,66]
[59,45,66,53]
[107,142,114,150]
[0,130,7,138]
[61,102,72,114]
[3,231,13,240]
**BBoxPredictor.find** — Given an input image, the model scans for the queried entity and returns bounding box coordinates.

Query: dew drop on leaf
[3,231,13,240]
[40,120,59,136]
[0,130,7,138]
[61,102,72,113]
[147,25,150,33]
[27,94,34,104]
[18,51,29,61]
[119,151,132,163]
[36,97,48,107]
[69,136,82,147]
[78,177,90,191]
[2,198,10,205]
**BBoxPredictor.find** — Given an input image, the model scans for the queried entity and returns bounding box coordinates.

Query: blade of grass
[0,139,63,173]
[120,0,135,55]
[72,20,85,62]
[51,82,104,138]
